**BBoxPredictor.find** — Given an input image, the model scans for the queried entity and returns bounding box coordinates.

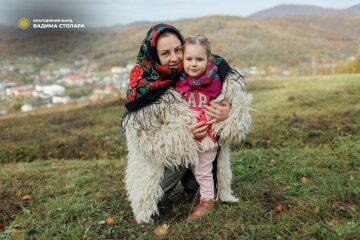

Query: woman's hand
[187,121,209,138]
[203,101,230,124]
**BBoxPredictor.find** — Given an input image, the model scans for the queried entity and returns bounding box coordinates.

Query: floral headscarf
[125,23,185,111]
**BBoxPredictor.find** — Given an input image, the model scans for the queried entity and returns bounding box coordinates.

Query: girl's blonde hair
[184,34,212,59]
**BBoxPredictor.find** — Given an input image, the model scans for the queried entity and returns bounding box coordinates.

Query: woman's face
[156,33,183,68]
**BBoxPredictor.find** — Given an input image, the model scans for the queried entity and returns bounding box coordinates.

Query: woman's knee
[181,169,199,191]
[160,166,188,194]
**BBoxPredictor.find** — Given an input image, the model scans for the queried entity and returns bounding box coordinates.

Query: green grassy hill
[0,74,359,239]
[1,15,359,69]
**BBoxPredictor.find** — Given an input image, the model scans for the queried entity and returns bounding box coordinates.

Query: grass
[0,74,359,239]
[0,101,127,163]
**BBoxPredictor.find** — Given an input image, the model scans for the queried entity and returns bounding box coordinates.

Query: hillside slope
[0,15,359,69]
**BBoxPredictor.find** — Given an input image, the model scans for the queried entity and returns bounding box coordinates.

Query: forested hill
[0,12,359,69]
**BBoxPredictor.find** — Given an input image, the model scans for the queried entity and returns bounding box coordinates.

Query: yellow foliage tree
[336,55,360,74]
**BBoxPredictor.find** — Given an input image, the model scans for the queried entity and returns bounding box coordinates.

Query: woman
[122,23,252,223]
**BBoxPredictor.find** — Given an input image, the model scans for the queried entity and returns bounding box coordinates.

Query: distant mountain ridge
[0,6,359,71]
[347,3,360,11]
[249,3,360,19]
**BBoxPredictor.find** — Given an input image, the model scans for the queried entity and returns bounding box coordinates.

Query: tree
[352,55,360,73]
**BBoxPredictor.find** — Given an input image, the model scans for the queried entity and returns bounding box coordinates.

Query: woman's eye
[175,49,182,53]
[162,52,169,56]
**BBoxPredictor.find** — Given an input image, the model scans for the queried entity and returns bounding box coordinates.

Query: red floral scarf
[125,23,185,111]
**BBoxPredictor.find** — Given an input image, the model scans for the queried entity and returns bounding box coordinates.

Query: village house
[0,82,5,100]
[6,85,33,98]
[33,84,66,98]
[89,85,114,102]
[21,104,33,112]
[111,66,130,92]
[126,64,134,71]
[111,66,126,74]
[0,109,7,115]
[21,99,52,112]
[65,75,85,86]
[52,96,71,104]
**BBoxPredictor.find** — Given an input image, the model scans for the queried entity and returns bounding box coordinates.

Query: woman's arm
[203,101,230,124]
[205,76,253,143]
[186,100,230,139]
[127,119,200,168]
[187,101,230,138]
[125,90,200,167]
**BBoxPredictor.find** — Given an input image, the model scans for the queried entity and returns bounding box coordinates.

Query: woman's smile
[168,62,180,68]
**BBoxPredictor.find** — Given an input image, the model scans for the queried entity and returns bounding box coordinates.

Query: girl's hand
[203,101,230,124]
[187,121,209,138]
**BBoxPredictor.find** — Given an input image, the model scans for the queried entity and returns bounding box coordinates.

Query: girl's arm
[203,101,230,123]
[187,121,210,138]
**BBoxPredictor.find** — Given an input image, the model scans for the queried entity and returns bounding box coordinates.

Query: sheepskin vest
[124,73,253,223]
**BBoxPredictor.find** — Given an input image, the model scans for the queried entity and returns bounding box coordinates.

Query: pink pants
[191,146,218,200]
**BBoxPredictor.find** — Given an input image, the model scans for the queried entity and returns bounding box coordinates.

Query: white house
[34,84,65,97]
[113,76,128,91]
[111,66,126,74]
[21,104,33,112]
[126,64,135,71]
[111,66,130,92]
[0,109,7,115]
[52,96,71,104]
[0,82,5,99]
[58,68,71,75]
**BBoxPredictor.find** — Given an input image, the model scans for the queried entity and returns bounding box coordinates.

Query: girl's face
[183,44,209,79]
[156,33,183,68]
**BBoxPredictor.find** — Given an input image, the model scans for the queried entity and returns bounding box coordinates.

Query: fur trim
[212,74,253,144]
[122,89,188,131]
[197,136,218,152]
[216,144,239,202]
[125,89,200,168]
[124,89,202,223]
[125,141,165,223]
[124,82,250,223]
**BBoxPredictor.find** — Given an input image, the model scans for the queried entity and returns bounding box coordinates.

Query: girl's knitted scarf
[175,63,222,98]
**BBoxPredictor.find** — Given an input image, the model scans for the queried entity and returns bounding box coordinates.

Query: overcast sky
[0,0,359,27]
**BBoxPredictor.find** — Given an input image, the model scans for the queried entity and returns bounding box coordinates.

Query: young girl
[175,35,223,220]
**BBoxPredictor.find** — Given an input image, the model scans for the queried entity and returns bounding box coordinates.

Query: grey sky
[0,0,359,27]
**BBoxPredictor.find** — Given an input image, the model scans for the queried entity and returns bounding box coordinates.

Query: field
[0,74,359,239]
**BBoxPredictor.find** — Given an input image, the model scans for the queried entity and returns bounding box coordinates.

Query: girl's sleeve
[211,75,253,143]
